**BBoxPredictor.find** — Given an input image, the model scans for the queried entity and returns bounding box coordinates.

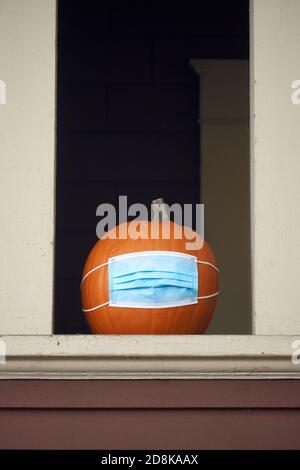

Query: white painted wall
[251,0,300,334]
[0,0,56,334]
[0,0,299,339]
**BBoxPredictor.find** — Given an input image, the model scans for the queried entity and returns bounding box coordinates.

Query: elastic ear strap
[82,301,109,312]
[198,291,219,300]
[197,259,219,299]
[80,261,109,288]
[81,262,109,311]
[197,260,219,272]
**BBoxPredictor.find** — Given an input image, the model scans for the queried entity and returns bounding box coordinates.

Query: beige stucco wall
[251,0,300,334]
[0,0,56,334]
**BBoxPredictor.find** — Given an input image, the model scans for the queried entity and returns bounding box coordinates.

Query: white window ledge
[0,335,299,379]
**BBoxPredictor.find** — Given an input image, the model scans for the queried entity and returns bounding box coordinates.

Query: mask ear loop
[196,260,219,300]
[81,262,110,312]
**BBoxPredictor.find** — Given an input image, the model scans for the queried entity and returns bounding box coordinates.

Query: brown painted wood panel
[0,380,300,409]
[0,380,300,449]
[0,409,300,450]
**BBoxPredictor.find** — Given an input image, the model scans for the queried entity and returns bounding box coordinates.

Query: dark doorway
[55,0,249,333]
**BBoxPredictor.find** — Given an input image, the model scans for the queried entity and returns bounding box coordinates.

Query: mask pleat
[112,270,195,285]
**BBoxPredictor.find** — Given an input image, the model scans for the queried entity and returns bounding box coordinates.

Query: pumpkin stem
[151,198,169,221]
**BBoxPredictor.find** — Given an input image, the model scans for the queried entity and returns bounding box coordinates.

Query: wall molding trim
[0,335,300,380]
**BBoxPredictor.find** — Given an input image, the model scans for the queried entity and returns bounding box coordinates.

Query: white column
[0,0,56,334]
[191,60,251,334]
[251,0,300,334]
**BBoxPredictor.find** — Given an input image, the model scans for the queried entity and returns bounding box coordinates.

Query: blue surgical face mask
[108,251,198,308]
[81,250,219,312]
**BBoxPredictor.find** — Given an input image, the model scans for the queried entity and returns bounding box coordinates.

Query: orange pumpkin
[81,219,219,334]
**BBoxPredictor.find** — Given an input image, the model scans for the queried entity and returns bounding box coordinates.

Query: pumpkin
[81,212,219,334]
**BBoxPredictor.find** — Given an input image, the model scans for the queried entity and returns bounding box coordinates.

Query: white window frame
[0,0,300,379]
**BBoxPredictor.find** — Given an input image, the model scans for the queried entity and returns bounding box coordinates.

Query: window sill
[0,335,299,379]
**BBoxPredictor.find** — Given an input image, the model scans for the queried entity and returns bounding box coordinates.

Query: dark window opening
[55,0,250,334]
